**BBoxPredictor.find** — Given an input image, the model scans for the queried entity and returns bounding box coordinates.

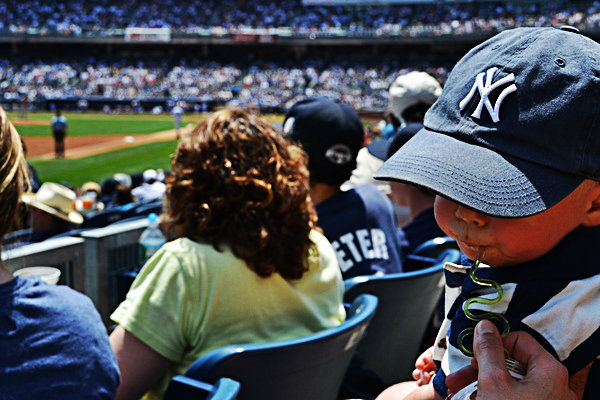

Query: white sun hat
[21,182,83,225]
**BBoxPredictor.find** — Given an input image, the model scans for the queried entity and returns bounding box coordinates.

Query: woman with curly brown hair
[0,106,120,398]
[110,108,346,400]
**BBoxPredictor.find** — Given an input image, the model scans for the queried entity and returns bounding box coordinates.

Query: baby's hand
[412,346,436,386]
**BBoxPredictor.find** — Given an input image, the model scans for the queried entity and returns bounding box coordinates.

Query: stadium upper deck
[0,0,598,39]
[2,0,599,113]
[0,57,449,113]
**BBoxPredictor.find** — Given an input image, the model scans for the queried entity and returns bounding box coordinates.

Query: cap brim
[367,139,390,161]
[374,128,583,218]
[22,194,84,225]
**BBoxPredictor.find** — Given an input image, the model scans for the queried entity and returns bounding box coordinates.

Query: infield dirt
[24,127,187,159]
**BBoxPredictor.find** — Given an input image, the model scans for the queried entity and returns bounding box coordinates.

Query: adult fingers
[473,320,509,373]
[501,329,550,368]
[476,324,577,400]
[501,329,571,394]
[472,320,514,396]
[446,365,478,394]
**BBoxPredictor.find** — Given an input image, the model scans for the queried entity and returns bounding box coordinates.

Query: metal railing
[2,218,150,325]
[3,236,86,290]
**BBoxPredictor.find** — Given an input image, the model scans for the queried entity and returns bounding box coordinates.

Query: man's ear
[582,181,600,227]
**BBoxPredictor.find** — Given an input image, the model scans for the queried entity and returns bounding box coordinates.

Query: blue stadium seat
[132,199,163,217]
[108,215,147,226]
[107,199,163,226]
[81,206,137,228]
[164,376,241,400]
[341,247,461,399]
[2,228,32,248]
[46,228,92,239]
[413,236,459,258]
[181,294,378,400]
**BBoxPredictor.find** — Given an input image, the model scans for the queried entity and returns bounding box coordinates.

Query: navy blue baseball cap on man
[376,26,600,218]
[283,97,365,186]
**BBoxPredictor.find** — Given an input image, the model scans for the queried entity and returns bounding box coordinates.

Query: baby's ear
[582,181,600,227]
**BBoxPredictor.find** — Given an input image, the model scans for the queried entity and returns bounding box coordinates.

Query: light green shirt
[110,229,345,400]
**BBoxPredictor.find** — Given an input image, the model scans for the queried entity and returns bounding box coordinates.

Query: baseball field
[10,111,284,188]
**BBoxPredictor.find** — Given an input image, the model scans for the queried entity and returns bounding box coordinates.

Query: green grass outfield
[15,112,285,188]
[29,140,178,187]
[10,112,193,137]
[9,112,284,137]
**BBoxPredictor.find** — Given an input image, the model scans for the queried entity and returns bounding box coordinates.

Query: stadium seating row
[2,0,598,37]
[1,59,449,113]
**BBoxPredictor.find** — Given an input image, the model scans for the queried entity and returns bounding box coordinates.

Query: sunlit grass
[30,140,177,188]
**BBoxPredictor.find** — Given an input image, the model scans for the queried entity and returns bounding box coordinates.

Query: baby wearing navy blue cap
[375,26,600,400]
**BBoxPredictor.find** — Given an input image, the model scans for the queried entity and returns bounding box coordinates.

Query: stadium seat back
[163,376,241,400]
[133,199,163,217]
[2,228,32,248]
[342,245,460,397]
[81,206,137,228]
[183,294,378,400]
[412,236,459,258]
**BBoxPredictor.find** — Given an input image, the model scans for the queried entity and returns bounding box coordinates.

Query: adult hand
[446,320,590,400]
[412,345,436,386]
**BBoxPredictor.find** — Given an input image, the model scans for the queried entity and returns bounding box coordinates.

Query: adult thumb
[473,320,513,390]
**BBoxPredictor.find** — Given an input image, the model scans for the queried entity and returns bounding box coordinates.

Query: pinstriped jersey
[432,226,600,398]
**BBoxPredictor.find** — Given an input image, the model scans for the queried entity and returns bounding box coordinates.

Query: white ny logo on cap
[459,67,517,123]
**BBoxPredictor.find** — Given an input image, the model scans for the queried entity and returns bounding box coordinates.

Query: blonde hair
[0,106,28,239]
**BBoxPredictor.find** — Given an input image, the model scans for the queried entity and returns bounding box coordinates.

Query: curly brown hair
[0,106,28,240]
[163,108,319,280]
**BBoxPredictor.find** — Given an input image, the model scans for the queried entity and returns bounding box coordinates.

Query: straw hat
[81,181,102,195]
[22,182,84,225]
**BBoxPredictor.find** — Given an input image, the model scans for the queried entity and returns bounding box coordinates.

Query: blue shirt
[0,276,120,399]
[398,207,445,257]
[316,183,404,279]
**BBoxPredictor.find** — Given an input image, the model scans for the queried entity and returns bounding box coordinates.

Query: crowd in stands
[0,57,449,112]
[1,0,600,37]
[4,0,600,113]
[1,166,167,249]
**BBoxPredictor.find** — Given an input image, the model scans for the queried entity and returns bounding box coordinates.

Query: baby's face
[434,181,596,267]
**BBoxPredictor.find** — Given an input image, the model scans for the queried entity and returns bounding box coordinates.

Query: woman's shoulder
[160,237,211,256]
[161,237,233,258]
[157,237,246,274]
[10,278,111,347]
[307,229,338,269]
[308,229,329,247]
[13,276,89,302]
[14,277,100,318]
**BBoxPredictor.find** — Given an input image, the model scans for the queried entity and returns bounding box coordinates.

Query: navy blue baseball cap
[364,123,424,162]
[366,139,390,161]
[386,122,424,160]
[283,97,364,185]
[376,26,600,218]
